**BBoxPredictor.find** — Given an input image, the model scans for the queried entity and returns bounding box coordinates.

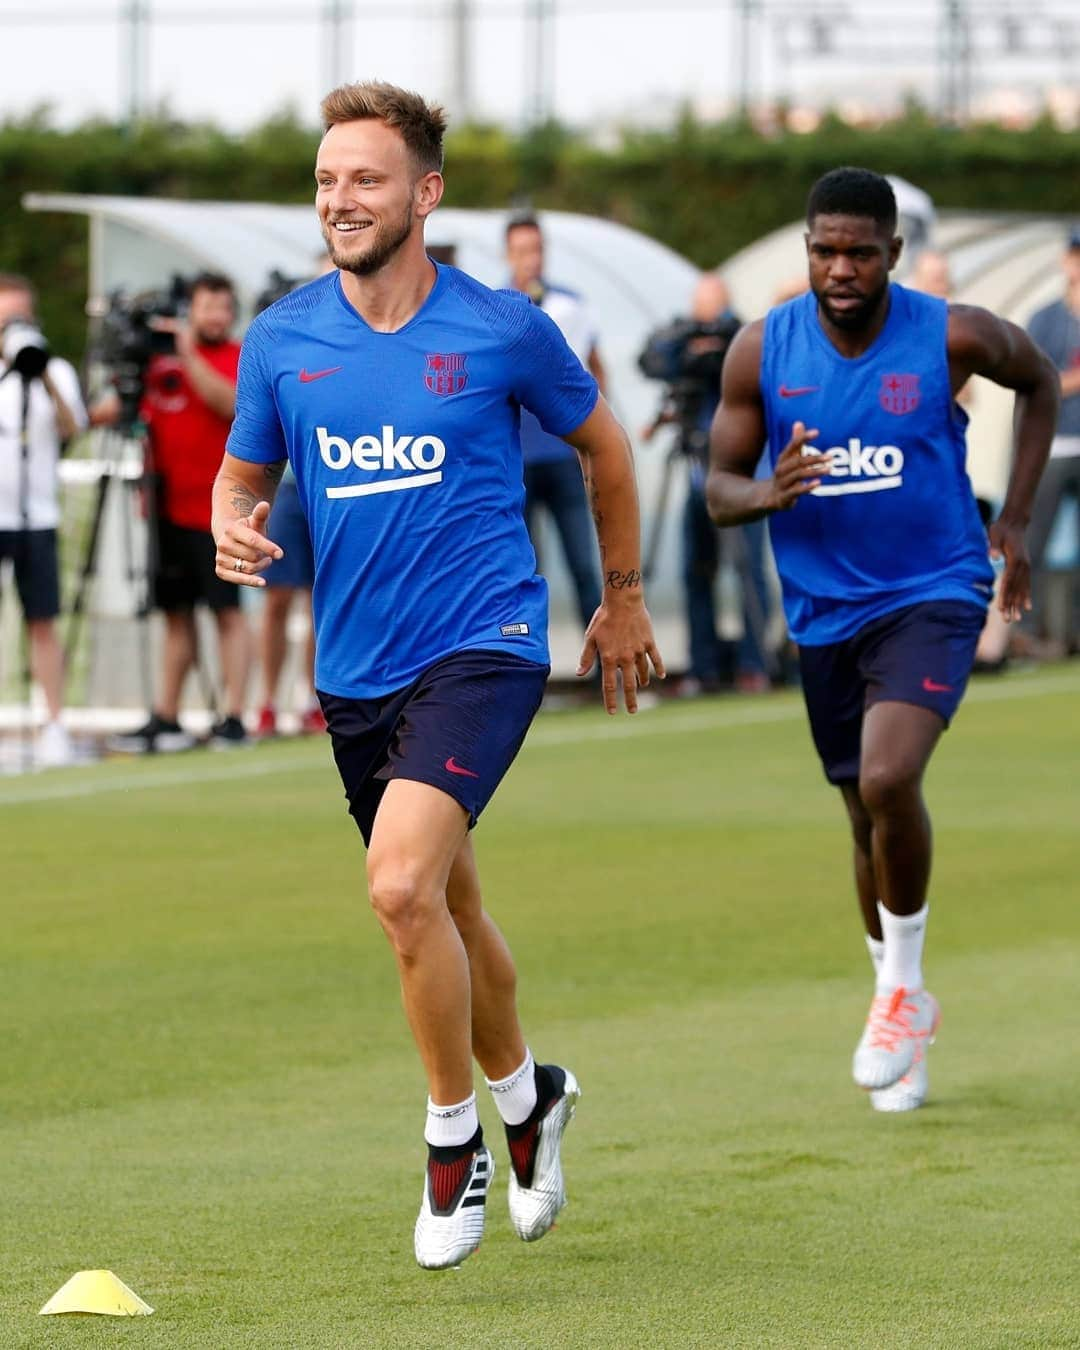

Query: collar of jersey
[806,282,907,367]
[331,260,447,336]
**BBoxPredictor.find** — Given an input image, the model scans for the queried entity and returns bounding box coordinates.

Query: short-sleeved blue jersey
[227,263,599,698]
[760,284,993,646]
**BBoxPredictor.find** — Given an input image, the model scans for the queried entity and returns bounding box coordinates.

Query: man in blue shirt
[708,168,1057,1112]
[212,81,663,1270]
[506,214,606,637]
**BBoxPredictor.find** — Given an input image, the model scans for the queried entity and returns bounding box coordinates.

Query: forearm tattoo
[228,480,259,516]
[605,568,642,591]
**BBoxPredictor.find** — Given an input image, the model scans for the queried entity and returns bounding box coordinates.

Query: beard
[323,203,414,277]
[813,276,890,331]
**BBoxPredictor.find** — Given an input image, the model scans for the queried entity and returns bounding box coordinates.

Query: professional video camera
[638,313,741,461]
[90,274,190,429]
[254,269,305,315]
[1,318,50,379]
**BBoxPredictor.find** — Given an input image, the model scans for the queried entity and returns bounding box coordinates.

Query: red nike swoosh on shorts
[445,757,480,779]
[778,385,819,398]
[922,677,953,693]
[299,366,343,383]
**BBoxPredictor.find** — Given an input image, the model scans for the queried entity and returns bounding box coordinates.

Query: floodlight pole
[323,0,354,91]
[120,0,149,130]
[451,0,473,123]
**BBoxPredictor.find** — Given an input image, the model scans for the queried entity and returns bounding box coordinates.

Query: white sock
[486,1049,537,1127]
[865,933,884,974]
[424,1092,479,1148]
[876,901,928,994]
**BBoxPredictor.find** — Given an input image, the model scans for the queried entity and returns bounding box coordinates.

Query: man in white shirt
[0,274,87,765]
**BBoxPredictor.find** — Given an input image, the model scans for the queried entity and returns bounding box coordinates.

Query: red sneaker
[254,705,277,739]
[299,705,327,735]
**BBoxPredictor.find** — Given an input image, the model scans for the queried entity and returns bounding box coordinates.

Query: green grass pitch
[1,666,1078,1348]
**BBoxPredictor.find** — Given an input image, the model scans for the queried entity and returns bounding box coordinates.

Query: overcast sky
[0,0,1076,132]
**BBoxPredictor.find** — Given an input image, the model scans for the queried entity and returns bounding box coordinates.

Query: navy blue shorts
[318,649,550,845]
[264,480,314,589]
[154,519,239,614]
[0,529,60,620]
[798,600,986,785]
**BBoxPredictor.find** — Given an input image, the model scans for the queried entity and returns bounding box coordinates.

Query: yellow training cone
[39,1270,153,1316]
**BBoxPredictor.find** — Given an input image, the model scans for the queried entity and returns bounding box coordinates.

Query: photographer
[640,272,771,693]
[98,273,251,753]
[0,274,87,766]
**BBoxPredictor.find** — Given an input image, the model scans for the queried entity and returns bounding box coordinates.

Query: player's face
[506,225,544,291]
[188,287,235,345]
[805,215,901,331]
[316,120,436,277]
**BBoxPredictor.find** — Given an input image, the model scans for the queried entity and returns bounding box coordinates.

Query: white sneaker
[853,988,940,1090]
[37,721,75,768]
[414,1143,493,1270]
[871,1035,931,1113]
[507,1065,580,1242]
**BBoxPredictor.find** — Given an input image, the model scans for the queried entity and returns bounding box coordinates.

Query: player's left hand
[987,517,1030,622]
[577,593,666,714]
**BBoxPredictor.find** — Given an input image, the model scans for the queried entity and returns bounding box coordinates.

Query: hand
[577,594,666,714]
[214,501,283,588]
[987,517,1030,622]
[765,422,832,512]
[150,315,193,360]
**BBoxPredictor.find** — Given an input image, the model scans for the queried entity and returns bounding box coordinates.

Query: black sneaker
[107,714,198,755]
[210,715,250,750]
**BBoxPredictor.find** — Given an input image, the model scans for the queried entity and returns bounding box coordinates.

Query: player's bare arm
[211,452,286,588]
[564,396,665,714]
[947,305,1061,621]
[706,321,833,525]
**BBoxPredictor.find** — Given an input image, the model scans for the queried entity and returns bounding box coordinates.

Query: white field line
[1,669,1077,808]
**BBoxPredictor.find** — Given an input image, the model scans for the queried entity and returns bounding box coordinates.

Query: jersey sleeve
[225,318,287,465]
[508,302,599,437]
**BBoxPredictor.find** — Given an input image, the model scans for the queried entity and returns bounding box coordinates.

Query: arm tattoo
[605,568,642,591]
[263,459,287,484]
[228,480,259,516]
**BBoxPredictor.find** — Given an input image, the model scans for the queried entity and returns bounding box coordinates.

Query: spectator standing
[0,274,87,766]
[506,215,605,635]
[106,273,250,752]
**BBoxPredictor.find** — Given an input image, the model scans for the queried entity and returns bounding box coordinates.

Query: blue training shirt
[760,284,993,646]
[226,263,599,698]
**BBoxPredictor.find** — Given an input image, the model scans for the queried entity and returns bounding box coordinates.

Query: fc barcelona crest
[424,353,468,396]
[879,373,920,415]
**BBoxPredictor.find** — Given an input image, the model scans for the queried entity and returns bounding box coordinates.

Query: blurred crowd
[2,210,1078,767]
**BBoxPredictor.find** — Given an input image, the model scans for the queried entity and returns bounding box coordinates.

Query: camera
[1,319,50,379]
[89,275,189,429]
[638,314,741,460]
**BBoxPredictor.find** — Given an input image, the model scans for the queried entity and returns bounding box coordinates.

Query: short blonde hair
[320,81,447,175]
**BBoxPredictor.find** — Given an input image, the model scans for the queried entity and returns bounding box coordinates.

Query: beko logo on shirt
[317,426,446,499]
[804,438,905,496]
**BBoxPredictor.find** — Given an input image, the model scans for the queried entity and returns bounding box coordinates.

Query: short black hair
[505,213,541,242]
[806,168,897,234]
[189,271,236,301]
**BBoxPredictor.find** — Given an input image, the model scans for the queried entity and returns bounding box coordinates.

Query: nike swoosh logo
[779,385,819,398]
[922,677,953,694]
[445,757,480,779]
[299,366,343,383]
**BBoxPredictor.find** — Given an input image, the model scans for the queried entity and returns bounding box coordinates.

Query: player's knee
[858,762,919,818]
[366,862,440,946]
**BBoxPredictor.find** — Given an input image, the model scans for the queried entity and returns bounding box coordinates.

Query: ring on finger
[233,557,245,573]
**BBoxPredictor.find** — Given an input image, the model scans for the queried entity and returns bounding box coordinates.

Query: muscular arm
[706,322,831,525]
[210,452,286,587]
[948,304,1060,617]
